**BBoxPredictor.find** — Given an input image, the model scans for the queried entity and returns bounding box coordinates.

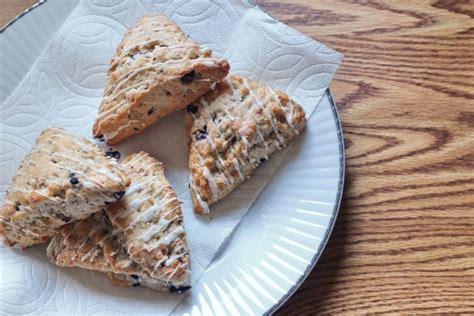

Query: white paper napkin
[0,0,342,314]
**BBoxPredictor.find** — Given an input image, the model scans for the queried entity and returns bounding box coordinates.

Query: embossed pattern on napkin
[0,0,342,314]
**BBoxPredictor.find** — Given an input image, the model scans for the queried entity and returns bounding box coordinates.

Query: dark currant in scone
[168,285,192,293]
[186,104,198,114]
[180,70,196,84]
[193,125,207,140]
[114,191,125,200]
[69,173,79,185]
[105,148,121,160]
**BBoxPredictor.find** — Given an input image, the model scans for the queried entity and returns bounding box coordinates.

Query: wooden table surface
[2,0,473,314]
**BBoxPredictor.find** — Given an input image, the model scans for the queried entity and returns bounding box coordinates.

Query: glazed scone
[48,152,190,292]
[47,211,188,292]
[0,128,130,249]
[185,74,307,214]
[92,13,230,145]
[106,152,190,290]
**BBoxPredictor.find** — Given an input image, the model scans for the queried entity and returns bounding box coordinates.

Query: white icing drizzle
[127,204,161,228]
[250,112,270,159]
[225,83,250,154]
[232,158,245,181]
[141,161,162,175]
[215,154,235,187]
[264,86,299,135]
[188,77,301,213]
[122,28,184,52]
[100,77,216,142]
[271,94,300,136]
[111,179,167,221]
[34,134,124,185]
[127,197,147,211]
[99,57,219,122]
[2,131,127,244]
[29,148,119,198]
[157,225,183,246]
[123,41,198,54]
[125,180,147,195]
[81,247,100,262]
[202,166,219,199]
[103,80,155,102]
[0,191,52,234]
[97,24,222,141]
[154,249,188,282]
[167,242,186,268]
[227,80,271,159]
[43,152,188,284]
[61,218,109,263]
[189,175,210,213]
[241,78,286,146]
[107,152,188,282]
[125,192,177,232]
[222,110,248,173]
[104,65,155,97]
[124,152,148,166]
[268,88,299,135]
[187,104,221,208]
[140,216,170,242]
[151,257,169,273]
[163,263,179,279]
[197,91,248,197]
[238,130,251,154]
[285,101,298,135]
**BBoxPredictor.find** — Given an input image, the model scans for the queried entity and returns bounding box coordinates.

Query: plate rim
[1,2,345,314]
[267,90,345,315]
[0,0,46,33]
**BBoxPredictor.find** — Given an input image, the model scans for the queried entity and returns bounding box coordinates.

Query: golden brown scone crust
[0,128,129,249]
[185,74,306,214]
[106,152,189,288]
[93,13,230,145]
[47,211,138,274]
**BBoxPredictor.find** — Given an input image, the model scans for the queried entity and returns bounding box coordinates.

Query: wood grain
[1,1,474,314]
[0,0,36,27]
[255,0,474,314]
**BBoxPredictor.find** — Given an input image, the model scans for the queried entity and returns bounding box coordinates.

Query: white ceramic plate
[0,1,344,314]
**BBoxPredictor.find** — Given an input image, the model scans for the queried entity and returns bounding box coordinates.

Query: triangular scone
[106,152,189,289]
[0,128,130,249]
[185,74,307,214]
[92,13,230,145]
[47,211,188,292]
